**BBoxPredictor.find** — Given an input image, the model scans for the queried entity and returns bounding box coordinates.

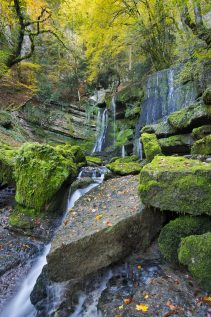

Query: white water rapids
[0,168,106,317]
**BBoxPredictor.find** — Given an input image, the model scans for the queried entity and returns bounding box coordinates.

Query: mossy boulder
[202,87,211,105]
[0,143,18,185]
[141,133,162,162]
[159,134,193,155]
[86,156,102,166]
[141,121,176,138]
[15,143,79,211]
[158,216,211,264]
[106,156,141,175]
[178,232,211,291]
[139,156,211,215]
[191,135,211,155]
[192,125,211,140]
[168,103,211,132]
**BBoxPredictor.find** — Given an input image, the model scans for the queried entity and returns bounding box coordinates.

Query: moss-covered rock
[139,156,211,215]
[141,121,176,138]
[159,134,193,155]
[0,111,12,129]
[141,133,162,162]
[178,232,211,291]
[192,125,211,140]
[202,87,211,105]
[191,135,211,155]
[158,216,211,264]
[15,143,78,211]
[116,84,144,104]
[168,103,211,132]
[106,156,141,175]
[86,156,102,166]
[0,143,18,185]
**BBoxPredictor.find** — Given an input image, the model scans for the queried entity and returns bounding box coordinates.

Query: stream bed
[0,168,210,317]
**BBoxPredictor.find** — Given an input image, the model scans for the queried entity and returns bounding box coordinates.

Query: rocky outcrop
[168,102,211,133]
[47,175,165,282]
[16,97,96,143]
[159,134,194,155]
[139,156,211,215]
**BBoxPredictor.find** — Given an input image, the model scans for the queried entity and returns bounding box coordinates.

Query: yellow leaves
[137,265,142,270]
[202,296,211,302]
[136,303,149,312]
[118,305,123,310]
[95,214,103,221]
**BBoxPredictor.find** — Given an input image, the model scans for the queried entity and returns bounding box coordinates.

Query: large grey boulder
[47,175,165,282]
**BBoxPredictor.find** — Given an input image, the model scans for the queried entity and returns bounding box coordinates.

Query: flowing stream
[0,168,106,317]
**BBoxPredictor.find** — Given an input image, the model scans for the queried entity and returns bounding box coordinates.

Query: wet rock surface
[98,243,210,317]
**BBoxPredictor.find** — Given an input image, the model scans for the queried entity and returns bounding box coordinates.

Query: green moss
[0,143,18,185]
[9,205,39,229]
[158,216,211,264]
[116,84,144,104]
[168,103,211,131]
[86,156,102,166]
[202,87,211,105]
[178,232,211,291]
[107,156,141,175]
[141,121,176,138]
[15,142,78,211]
[141,133,162,162]
[139,156,211,215]
[191,135,211,155]
[0,111,12,128]
[192,125,211,140]
[158,134,193,154]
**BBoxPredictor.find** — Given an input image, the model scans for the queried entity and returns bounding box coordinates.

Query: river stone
[139,156,211,215]
[47,175,165,282]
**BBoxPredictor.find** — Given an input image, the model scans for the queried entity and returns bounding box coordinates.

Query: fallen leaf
[106,220,112,227]
[95,214,103,220]
[118,305,123,310]
[137,265,142,270]
[123,298,132,305]
[136,303,148,312]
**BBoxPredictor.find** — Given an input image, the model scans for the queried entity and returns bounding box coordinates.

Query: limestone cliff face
[16,97,96,143]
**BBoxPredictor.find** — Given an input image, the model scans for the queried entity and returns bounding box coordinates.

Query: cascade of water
[122,145,126,158]
[0,168,107,317]
[93,108,108,153]
[134,138,143,160]
[69,270,112,317]
[111,96,116,144]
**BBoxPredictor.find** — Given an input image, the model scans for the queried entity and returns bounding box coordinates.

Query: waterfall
[0,168,107,317]
[121,145,126,158]
[111,96,116,144]
[134,65,198,154]
[134,138,143,160]
[93,108,108,153]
